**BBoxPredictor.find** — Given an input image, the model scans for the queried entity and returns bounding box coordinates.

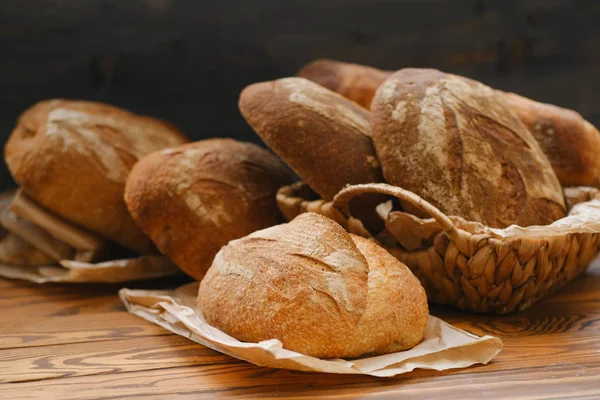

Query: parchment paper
[0,190,180,283]
[120,282,503,377]
[0,255,180,283]
[378,187,600,250]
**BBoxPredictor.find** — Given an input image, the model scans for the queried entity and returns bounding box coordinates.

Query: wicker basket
[277,182,600,314]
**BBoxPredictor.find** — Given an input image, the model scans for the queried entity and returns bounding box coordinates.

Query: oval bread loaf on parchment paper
[198,212,428,358]
[4,99,189,254]
[124,138,296,280]
[371,68,566,228]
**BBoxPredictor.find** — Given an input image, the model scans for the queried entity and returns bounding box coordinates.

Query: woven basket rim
[278,181,600,241]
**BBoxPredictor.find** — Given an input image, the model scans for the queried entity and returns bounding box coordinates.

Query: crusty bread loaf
[124,139,295,280]
[4,99,188,254]
[239,77,383,201]
[499,91,600,187]
[198,212,428,358]
[371,68,566,228]
[297,59,392,109]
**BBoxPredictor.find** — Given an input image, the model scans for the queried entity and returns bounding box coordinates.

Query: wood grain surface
[0,260,598,399]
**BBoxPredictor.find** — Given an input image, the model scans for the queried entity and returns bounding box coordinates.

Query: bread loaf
[124,139,295,280]
[297,59,392,109]
[4,99,188,254]
[371,68,566,228]
[198,212,428,358]
[499,91,600,187]
[239,77,383,201]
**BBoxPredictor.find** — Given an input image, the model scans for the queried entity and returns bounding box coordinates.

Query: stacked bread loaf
[240,65,578,229]
[1,100,298,284]
[298,59,600,189]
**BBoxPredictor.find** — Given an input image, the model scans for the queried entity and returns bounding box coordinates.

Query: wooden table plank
[1,335,233,383]
[0,260,598,399]
[0,276,190,300]
[1,293,125,320]
[2,361,599,400]
[0,276,190,320]
[0,312,174,349]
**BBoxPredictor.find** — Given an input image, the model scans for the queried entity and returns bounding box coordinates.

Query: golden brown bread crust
[239,77,384,201]
[4,99,188,254]
[198,212,428,358]
[499,91,600,187]
[371,68,566,228]
[124,139,295,280]
[297,59,392,109]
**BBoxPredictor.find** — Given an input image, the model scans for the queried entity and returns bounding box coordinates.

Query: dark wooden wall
[0,0,599,189]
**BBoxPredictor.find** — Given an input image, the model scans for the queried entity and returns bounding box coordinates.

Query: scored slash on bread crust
[124,138,296,280]
[198,212,429,359]
[4,99,189,254]
[370,68,566,228]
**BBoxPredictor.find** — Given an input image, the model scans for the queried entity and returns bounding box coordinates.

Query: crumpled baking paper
[0,255,180,283]
[120,282,503,377]
[0,190,180,283]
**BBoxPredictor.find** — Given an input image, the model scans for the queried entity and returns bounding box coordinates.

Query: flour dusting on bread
[45,106,184,183]
[284,80,370,134]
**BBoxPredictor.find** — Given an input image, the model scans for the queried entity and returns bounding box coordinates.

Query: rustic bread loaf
[371,68,566,228]
[124,139,295,280]
[297,59,392,109]
[4,99,188,254]
[499,91,600,187]
[239,77,383,201]
[198,212,428,358]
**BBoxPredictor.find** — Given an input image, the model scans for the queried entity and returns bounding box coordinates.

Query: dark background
[1,0,598,189]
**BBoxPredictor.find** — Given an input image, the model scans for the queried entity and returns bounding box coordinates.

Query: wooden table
[1,260,599,400]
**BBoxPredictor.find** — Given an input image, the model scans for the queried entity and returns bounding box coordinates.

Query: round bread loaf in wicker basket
[277,182,600,314]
